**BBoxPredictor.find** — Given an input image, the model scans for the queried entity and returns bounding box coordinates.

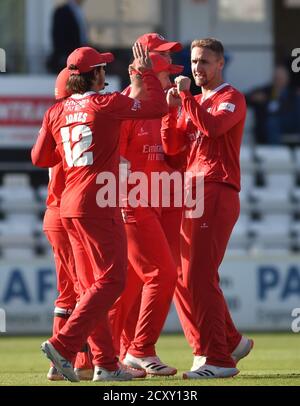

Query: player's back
[49,92,122,218]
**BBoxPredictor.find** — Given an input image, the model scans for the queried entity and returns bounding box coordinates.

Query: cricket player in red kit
[32,45,168,382]
[38,68,93,381]
[122,32,182,97]
[109,52,202,375]
[112,33,202,370]
[161,38,253,379]
[109,54,182,376]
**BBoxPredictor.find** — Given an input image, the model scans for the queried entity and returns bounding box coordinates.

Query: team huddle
[31,33,253,382]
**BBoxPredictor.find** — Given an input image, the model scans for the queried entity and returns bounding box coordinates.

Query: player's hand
[175,75,191,92]
[128,63,140,76]
[128,63,143,83]
[132,42,152,74]
[166,87,182,107]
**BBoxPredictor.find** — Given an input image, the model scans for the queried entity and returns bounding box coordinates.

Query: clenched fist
[174,75,191,92]
[166,86,182,107]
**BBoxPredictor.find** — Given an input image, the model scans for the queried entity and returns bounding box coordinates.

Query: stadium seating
[249,214,291,254]
[250,188,292,212]
[227,214,249,254]
[293,146,300,171]
[240,146,256,173]
[0,173,38,213]
[2,247,36,260]
[255,145,294,172]
[227,144,299,255]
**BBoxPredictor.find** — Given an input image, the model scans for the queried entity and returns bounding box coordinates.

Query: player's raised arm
[177,83,246,138]
[160,83,186,156]
[97,43,168,119]
[131,41,152,73]
[161,106,186,156]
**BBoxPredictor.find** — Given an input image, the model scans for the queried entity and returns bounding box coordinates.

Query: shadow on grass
[239,373,300,379]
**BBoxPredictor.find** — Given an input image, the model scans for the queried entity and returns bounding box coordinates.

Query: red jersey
[120,113,186,217]
[46,162,65,209]
[43,162,65,231]
[31,71,168,218]
[120,118,167,175]
[161,83,246,191]
[120,118,169,212]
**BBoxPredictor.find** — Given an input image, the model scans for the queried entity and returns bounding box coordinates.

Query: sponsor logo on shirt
[131,99,142,111]
[143,144,165,161]
[65,98,90,112]
[218,102,235,113]
[138,127,149,136]
[143,144,164,154]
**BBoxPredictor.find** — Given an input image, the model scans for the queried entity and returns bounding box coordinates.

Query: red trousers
[50,216,127,370]
[181,183,242,368]
[110,207,177,357]
[44,213,92,369]
[110,206,201,359]
[160,206,201,355]
[44,229,78,310]
[44,208,79,310]
[118,281,142,360]
[109,263,143,357]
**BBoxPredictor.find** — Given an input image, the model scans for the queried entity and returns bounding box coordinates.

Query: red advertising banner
[0,96,54,126]
[0,75,119,148]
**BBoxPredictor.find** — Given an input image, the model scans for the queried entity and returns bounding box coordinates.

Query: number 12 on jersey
[61,124,94,167]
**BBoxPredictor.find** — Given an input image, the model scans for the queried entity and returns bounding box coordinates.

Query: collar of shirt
[201,82,229,103]
[71,91,97,99]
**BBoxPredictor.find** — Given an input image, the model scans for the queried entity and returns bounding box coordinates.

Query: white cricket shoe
[123,353,177,376]
[232,336,254,363]
[190,336,254,371]
[190,355,206,371]
[47,366,64,381]
[93,366,133,381]
[74,368,94,381]
[41,341,79,382]
[183,364,239,379]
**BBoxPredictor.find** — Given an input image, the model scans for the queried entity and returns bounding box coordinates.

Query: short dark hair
[66,65,101,94]
[191,38,224,58]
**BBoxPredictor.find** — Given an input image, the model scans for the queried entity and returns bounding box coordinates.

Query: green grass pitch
[0,333,300,386]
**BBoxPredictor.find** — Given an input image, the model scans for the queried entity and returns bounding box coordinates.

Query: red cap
[150,53,184,74]
[137,33,182,53]
[55,68,71,100]
[67,47,114,74]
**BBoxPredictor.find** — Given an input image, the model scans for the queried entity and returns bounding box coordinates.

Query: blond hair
[191,38,224,58]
